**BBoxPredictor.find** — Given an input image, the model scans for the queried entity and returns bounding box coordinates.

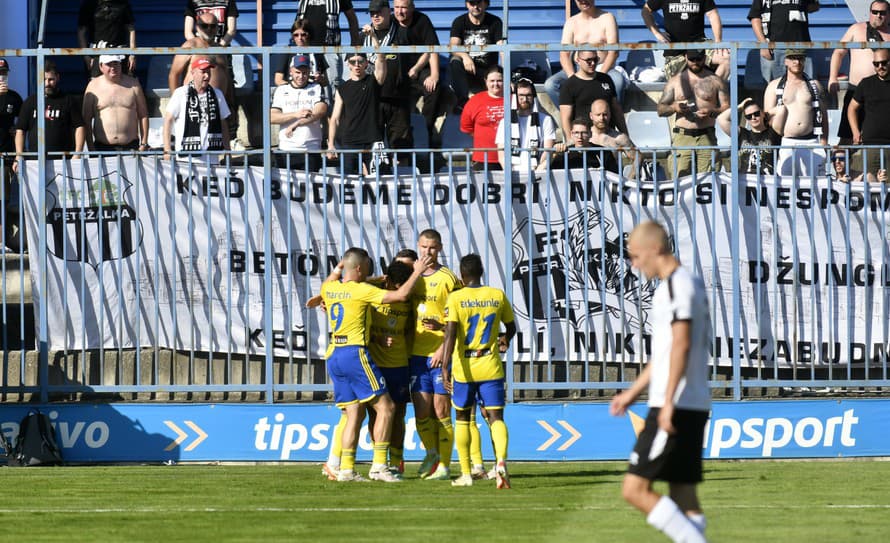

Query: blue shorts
[452,379,505,411]
[379,366,410,404]
[326,345,388,407]
[409,355,448,395]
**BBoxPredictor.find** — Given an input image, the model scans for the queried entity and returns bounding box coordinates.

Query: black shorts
[627,407,709,484]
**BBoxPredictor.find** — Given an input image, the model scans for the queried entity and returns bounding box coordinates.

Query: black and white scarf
[364,22,398,68]
[299,0,341,46]
[181,83,224,152]
[867,25,885,43]
[775,72,823,138]
[509,95,541,157]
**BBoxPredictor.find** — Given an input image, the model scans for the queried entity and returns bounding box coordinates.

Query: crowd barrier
[2,43,890,403]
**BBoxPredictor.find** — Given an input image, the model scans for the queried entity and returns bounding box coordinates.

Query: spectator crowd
[2,0,890,182]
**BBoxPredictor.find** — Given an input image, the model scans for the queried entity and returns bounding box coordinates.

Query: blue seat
[625,110,671,152]
[743,49,767,91]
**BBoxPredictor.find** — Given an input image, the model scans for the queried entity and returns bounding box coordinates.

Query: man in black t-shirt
[558,50,626,141]
[327,52,387,176]
[393,0,453,164]
[642,0,728,80]
[294,0,361,88]
[717,97,782,175]
[848,48,890,177]
[77,0,136,76]
[364,0,413,151]
[449,0,504,108]
[13,63,85,174]
[749,0,819,82]
[0,58,23,237]
[0,59,23,155]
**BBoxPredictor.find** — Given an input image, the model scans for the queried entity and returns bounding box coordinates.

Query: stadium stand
[42,1,859,96]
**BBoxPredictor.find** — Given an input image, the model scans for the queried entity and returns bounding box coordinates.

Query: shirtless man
[168,12,231,103]
[589,98,636,176]
[764,48,829,177]
[657,49,728,177]
[828,1,890,144]
[82,54,149,151]
[544,0,623,109]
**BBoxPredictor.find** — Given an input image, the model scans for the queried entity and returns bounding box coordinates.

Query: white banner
[22,159,890,367]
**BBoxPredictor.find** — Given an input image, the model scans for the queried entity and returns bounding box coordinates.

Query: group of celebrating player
[314,229,516,488]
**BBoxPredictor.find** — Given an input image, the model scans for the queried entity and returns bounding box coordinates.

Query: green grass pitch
[1,460,887,542]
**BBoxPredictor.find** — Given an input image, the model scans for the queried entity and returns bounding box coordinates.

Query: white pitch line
[0,504,887,514]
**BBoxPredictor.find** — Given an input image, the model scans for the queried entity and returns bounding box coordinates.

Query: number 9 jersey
[321,280,387,349]
[444,285,515,382]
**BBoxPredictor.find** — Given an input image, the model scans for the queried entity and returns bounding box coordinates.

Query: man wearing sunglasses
[642,0,729,80]
[657,49,728,178]
[558,49,626,144]
[717,97,782,175]
[829,1,890,145]
[327,50,387,176]
[848,48,890,179]
[544,0,623,112]
[764,48,828,177]
[184,0,237,46]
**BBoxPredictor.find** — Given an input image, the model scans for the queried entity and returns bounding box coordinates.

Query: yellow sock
[373,441,389,467]
[455,420,472,475]
[469,409,484,467]
[341,448,356,472]
[437,417,454,468]
[490,419,509,462]
[415,417,439,454]
[328,413,347,466]
[390,447,404,469]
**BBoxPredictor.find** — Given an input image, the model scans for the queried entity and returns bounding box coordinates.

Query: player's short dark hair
[343,247,372,272]
[396,248,418,261]
[387,260,413,287]
[572,117,592,129]
[44,60,59,75]
[742,98,764,111]
[418,229,442,245]
[459,253,484,280]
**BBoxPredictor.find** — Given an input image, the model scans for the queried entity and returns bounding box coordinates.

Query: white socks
[687,512,707,534]
[646,496,707,543]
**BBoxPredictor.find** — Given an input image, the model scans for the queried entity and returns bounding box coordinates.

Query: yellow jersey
[320,279,387,350]
[368,300,413,368]
[410,266,462,357]
[444,285,515,382]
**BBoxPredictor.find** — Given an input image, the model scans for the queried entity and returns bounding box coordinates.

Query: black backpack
[1,411,64,467]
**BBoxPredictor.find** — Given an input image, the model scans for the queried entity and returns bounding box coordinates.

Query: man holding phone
[656,49,728,177]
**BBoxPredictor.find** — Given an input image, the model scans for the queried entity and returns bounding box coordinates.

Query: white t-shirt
[271,82,326,151]
[647,265,712,411]
[494,111,557,171]
[166,85,231,153]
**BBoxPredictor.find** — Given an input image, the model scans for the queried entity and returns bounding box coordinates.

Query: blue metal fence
[2,41,890,403]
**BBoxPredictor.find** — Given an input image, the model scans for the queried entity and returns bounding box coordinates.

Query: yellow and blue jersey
[320,279,387,350]
[368,300,413,368]
[410,266,462,357]
[444,285,515,382]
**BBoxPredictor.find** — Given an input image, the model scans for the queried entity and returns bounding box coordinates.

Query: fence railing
[2,42,890,403]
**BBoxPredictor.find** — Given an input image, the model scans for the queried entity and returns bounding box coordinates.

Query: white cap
[98,54,125,65]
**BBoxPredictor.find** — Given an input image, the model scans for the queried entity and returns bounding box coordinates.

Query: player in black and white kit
[610,220,711,543]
